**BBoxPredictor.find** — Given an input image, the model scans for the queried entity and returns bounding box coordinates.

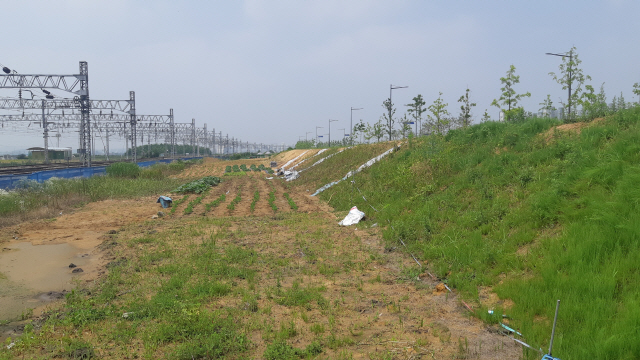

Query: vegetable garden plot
[173,176,222,194]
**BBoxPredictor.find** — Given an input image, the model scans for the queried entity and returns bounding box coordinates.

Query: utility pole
[129,91,137,162]
[124,121,129,159]
[170,109,175,158]
[329,119,338,146]
[105,127,110,161]
[191,118,196,154]
[41,99,49,163]
[316,126,323,147]
[546,50,574,119]
[389,84,408,141]
[350,107,362,144]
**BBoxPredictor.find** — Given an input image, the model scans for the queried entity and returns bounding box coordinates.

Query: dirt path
[0,159,521,358]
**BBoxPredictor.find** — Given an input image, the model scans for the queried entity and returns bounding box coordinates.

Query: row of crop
[266,181,278,213]
[169,195,190,215]
[283,193,298,211]
[225,164,274,174]
[183,190,209,215]
[250,187,259,213]
[205,193,226,212]
[227,186,242,211]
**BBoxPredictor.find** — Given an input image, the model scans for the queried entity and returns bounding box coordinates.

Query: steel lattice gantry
[0,93,137,162]
[0,62,92,165]
[0,110,180,160]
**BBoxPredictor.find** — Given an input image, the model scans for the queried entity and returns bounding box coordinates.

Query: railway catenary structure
[1,61,288,164]
[1,113,287,158]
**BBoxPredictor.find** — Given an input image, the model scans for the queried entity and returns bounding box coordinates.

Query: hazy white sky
[1,0,639,153]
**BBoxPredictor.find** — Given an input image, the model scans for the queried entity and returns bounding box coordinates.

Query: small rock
[157,211,165,217]
[72,268,84,273]
[68,263,77,268]
[107,230,117,234]
[151,215,159,219]
[148,230,157,234]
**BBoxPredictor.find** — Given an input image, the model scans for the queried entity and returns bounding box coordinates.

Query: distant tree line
[126,143,212,158]
[297,46,640,149]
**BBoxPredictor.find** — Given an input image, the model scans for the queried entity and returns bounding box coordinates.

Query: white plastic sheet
[279,150,309,172]
[311,146,397,196]
[338,206,365,226]
[284,170,299,181]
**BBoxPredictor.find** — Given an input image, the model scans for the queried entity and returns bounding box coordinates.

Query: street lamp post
[389,84,408,141]
[329,119,338,147]
[316,126,323,147]
[546,50,573,119]
[350,107,363,144]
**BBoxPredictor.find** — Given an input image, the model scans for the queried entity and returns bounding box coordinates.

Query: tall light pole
[306,131,312,141]
[329,119,338,146]
[316,126,323,147]
[350,107,363,143]
[546,50,573,119]
[389,84,408,141]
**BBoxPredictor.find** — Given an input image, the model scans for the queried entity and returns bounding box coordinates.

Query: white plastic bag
[338,206,365,226]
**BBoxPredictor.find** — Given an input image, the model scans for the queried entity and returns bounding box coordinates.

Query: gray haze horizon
[1,0,639,154]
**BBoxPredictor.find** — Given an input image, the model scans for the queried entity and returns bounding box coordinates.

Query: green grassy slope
[321,107,640,359]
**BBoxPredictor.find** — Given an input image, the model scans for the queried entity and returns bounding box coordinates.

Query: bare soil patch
[541,117,605,143]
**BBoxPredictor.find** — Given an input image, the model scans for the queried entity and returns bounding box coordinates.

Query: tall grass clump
[106,162,141,178]
[319,107,640,359]
[0,158,201,224]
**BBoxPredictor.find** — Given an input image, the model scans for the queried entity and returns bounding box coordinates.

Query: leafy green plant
[491,64,531,116]
[173,176,221,194]
[225,165,232,173]
[427,92,451,135]
[549,46,591,122]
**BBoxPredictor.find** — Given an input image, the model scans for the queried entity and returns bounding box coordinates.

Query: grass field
[319,106,640,359]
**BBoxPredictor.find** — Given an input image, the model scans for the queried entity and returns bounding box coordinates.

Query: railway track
[0,161,116,176]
